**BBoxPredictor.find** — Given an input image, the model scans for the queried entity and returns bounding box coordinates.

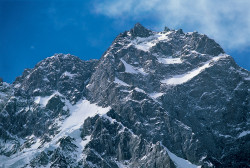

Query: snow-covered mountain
[0,23,249,168]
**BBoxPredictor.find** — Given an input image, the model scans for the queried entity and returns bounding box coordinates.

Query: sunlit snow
[158,57,182,64]
[114,77,130,86]
[120,59,148,75]
[61,71,76,79]
[34,91,62,107]
[131,32,172,52]
[120,59,138,74]
[161,54,228,85]
[238,130,250,138]
[61,99,110,132]
[149,92,164,99]
[161,143,200,168]
[0,96,111,168]
[134,87,146,93]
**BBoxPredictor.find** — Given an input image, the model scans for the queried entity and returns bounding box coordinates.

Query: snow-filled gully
[161,54,228,85]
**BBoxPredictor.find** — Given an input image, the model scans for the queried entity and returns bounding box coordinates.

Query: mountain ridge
[0,24,249,168]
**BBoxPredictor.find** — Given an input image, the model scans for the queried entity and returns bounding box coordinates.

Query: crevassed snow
[161,54,228,85]
[120,59,138,74]
[161,143,200,168]
[238,130,250,138]
[114,77,130,86]
[158,57,182,64]
[34,91,62,107]
[131,32,171,52]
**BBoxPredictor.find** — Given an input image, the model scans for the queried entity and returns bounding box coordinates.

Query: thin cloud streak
[94,0,250,50]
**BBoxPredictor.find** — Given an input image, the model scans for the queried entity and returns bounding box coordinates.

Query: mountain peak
[130,23,152,37]
[134,22,144,28]
[0,24,249,168]
[164,26,170,32]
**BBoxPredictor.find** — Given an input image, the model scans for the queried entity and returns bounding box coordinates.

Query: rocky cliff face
[0,23,249,168]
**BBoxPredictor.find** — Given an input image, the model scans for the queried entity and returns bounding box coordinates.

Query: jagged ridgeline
[0,23,249,168]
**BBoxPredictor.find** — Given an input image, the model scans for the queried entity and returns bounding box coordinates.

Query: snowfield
[131,31,172,52]
[161,54,228,85]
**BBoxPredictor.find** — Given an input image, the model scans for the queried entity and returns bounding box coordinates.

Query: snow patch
[34,91,62,107]
[245,76,250,80]
[14,83,21,88]
[137,68,148,75]
[80,136,91,149]
[141,155,147,160]
[161,143,200,168]
[158,57,182,64]
[120,59,148,75]
[61,71,76,79]
[0,92,7,99]
[43,77,49,82]
[114,77,130,87]
[60,100,110,132]
[33,88,41,93]
[149,92,164,99]
[134,87,146,93]
[161,54,228,85]
[75,132,91,162]
[115,161,128,168]
[120,59,138,74]
[238,130,250,138]
[131,32,172,52]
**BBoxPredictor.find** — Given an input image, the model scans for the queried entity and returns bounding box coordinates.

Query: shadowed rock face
[130,23,153,38]
[0,24,249,168]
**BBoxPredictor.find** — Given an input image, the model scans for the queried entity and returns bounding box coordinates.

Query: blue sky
[1,0,249,83]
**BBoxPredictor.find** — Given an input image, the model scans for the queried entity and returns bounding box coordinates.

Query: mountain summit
[0,24,249,168]
[129,23,153,37]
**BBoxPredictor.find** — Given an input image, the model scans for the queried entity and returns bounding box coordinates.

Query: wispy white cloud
[94,0,250,50]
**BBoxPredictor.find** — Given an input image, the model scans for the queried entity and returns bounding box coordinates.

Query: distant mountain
[0,23,249,168]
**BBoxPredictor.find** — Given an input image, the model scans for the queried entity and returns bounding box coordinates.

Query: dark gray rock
[130,23,153,38]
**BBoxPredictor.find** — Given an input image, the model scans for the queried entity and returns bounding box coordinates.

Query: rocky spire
[130,23,152,37]
[164,26,170,32]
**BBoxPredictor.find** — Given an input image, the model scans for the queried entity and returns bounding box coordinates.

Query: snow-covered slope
[0,96,110,167]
